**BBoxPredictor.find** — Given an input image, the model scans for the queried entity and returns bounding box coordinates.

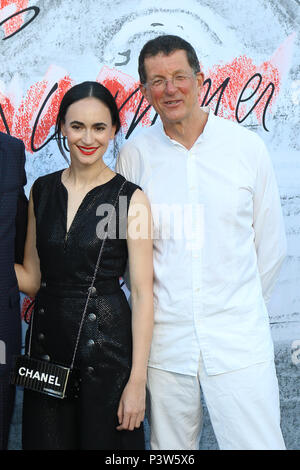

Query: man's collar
[156,106,214,149]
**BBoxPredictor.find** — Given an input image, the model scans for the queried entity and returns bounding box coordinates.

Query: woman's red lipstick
[77,146,99,155]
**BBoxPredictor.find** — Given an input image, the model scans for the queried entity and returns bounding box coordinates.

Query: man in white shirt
[116,35,287,450]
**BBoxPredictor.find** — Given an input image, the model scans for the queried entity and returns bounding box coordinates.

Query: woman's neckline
[59,168,119,194]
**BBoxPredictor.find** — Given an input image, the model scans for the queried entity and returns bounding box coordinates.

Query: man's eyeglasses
[145,73,196,91]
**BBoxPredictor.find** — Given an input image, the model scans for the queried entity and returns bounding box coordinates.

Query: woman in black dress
[15,82,153,450]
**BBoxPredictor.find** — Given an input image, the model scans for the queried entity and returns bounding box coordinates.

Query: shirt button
[87,339,95,347]
[88,313,96,322]
[88,287,97,295]
[41,354,50,362]
[38,333,45,341]
[39,308,45,315]
[87,366,94,374]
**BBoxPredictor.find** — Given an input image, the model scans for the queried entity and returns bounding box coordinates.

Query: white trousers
[147,356,286,450]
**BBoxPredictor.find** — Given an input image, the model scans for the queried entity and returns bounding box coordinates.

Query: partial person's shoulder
[120,122,162,155]
[117,173,142,195]
[211,114,269,167]
[0,131,25,151]
[212,113,264,147]
[32,169,63,193]
[116,125,161,183]
[0,131,20,145]
[114,173,144,213]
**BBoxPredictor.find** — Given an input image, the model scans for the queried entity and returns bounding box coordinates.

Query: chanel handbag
[10,180,126,399]
[10,355,80,399]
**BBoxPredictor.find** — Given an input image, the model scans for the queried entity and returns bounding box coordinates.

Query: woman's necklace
[63,164,111,188]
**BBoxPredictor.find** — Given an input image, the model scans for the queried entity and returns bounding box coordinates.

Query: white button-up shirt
[116,108,287,376]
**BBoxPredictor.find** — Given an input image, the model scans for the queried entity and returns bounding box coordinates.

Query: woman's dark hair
[138,35,200,84]
[55,81,121,160]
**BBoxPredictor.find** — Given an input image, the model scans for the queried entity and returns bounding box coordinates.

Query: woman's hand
[116,379,146,431]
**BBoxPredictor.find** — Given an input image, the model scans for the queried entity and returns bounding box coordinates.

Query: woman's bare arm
[117,188,154,431]
[14,189,41,297]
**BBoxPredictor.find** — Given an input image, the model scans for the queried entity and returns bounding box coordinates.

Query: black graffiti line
[118,87,140,112]
[201,73,276,131]
[261,84,275,132]
[115,86,153,138]
[1,73,277,152]
[0,6,40,41]
[125,96,152,139]
[235,73,275,132]
[30,82,58,152]
[115,50,131,66]
[201,77,230,115]
[0,104,10,134]
[151,112,159,126]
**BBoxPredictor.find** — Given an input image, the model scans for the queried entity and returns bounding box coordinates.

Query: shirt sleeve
[116,143,134,181]
[253,139,287,305]
[15,140,28,264]
[115,141,145,187]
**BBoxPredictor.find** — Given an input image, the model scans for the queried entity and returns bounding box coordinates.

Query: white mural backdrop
[0,0,299,449]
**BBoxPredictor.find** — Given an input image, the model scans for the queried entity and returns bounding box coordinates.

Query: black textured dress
[22,170,145,450]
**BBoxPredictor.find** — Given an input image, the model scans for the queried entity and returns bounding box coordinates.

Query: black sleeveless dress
[22,170,145,450]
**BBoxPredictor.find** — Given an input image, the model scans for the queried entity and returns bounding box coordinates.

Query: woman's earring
[62,136,69,153]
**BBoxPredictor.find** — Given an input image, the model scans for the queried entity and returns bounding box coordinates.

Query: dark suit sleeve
[14,141,28,264]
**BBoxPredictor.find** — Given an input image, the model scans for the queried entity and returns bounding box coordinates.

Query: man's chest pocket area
[0,189,18,220]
